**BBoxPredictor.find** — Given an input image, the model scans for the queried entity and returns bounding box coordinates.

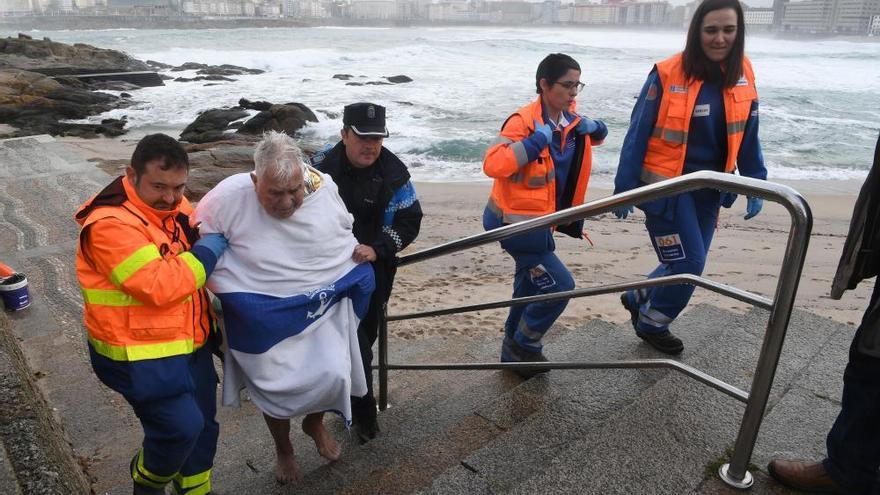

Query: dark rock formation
[333,74,353,80]
[237,102,318,137]
[171,62,209,72]
[197,64,264,76]
[386,75,413,83]
[179,107,250,144]
[174,75,236,83]
[239,98,272,112]
[0,34,150,74]
[146,60,173,69]
[0,69,128,137]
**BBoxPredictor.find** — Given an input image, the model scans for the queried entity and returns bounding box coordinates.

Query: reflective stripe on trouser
[636,189,720,333]
[130,345,218,492]
[503,249,575,353]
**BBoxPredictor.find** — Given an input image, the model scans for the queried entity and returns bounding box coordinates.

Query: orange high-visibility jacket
[75,176,212,362]
[641,53,757,184]
[483,97,593,224]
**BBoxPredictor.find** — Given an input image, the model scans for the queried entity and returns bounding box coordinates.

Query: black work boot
[621,292,684,355]
[351,394,380,444]
[501,336,550,378]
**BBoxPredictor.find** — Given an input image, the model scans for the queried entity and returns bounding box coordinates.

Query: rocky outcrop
[386,75,413,83]
[170,62,264,76]
[0,33,150,74]
[174,75,236,83]
[179,107,250,144]
[0,69,129,137]
[237,102,318,136]
[179,100,318,144]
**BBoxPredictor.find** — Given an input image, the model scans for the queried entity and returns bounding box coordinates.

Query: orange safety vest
[641,53,757,184]
[483,96,593,224]
[75,176,212,362]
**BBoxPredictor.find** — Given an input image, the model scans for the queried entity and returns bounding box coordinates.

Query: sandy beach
[60,136,873,349]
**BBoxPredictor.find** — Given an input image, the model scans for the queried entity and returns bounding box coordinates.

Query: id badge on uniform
[528,264,557,290]
[654,234,686,262]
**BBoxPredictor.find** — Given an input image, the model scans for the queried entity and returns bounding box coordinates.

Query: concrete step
[418,304,851,495]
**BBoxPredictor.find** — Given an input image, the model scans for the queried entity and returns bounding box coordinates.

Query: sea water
[10,26,880,183]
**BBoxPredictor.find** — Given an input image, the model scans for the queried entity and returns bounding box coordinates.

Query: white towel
[194,172,372,422]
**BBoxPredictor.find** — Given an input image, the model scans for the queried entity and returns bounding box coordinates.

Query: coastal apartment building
[872,12,880,33]
[782,0,880,34]
[744,7,774,30]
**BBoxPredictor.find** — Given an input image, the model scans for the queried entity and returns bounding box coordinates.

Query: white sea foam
[12,26,878,182]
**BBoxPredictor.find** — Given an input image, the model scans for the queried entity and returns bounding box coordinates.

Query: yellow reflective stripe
[174,469,211,489]
[175,481,211,495]
[81,288,143,307]
[132,449,173,489]
[179,252,206,289]
[111,245,161,286]
[89,336,195,362]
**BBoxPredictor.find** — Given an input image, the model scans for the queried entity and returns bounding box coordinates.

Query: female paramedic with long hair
[482,53,608,377]
[613,0,767,355]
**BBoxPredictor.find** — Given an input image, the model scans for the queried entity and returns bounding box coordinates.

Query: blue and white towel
[194,172,373,422]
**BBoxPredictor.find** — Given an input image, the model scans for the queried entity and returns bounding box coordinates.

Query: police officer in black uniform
[315,102,422,442]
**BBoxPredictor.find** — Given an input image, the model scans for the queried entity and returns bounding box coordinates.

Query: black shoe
[620,292,638,330]
[635,329,684,355]
[352,394,380,443]
[622,292,684,355]
[501,336,550,378]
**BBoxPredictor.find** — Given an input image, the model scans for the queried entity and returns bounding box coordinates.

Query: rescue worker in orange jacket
[75,134,229,495]
[613,0,767,355]
[483,53,608,377]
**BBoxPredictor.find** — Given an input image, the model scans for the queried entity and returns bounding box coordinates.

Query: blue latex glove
[744,197,763,220]
[612,206,634,219]
[720,192,737,208]
[576,116,599,135]
[533,120,552,143]
[193,233,228,258]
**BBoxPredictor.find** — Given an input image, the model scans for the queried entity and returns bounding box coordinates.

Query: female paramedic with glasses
[482,53,608,378]
[613,0,767,355]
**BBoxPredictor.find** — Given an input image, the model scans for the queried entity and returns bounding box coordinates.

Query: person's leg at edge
[506,250,575,355]
[172,345,219,495]
[640,193,707,329]
[262,414,301,484]
[824,284,880,494]
[130,384,206,493]
[351,286,380,440]
[302,412,341,461]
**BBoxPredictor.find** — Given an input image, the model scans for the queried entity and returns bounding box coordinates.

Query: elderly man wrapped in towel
[194,131,374,484]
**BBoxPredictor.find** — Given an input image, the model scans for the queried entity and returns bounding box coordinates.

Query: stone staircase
[0,135,854,494]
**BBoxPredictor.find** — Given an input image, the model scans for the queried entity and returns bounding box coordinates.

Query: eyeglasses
[554,80,586,93]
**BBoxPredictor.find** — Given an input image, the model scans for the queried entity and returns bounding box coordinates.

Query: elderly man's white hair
[253,131,306,182]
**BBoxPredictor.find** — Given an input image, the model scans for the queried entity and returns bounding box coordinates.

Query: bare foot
[302,413,341,461]
[274,451,302,485]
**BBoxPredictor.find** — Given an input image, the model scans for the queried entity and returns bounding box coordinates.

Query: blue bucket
[0,273,31,312]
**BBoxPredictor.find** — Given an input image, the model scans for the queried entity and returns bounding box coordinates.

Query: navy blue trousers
[630,189,720,333]
[824,282,880,494]
[483,207,575,354]
[91,344,218,494]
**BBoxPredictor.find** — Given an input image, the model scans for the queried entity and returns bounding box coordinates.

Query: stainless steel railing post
[719,191,813,488]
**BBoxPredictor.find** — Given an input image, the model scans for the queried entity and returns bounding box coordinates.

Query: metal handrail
[377,170,812,489]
